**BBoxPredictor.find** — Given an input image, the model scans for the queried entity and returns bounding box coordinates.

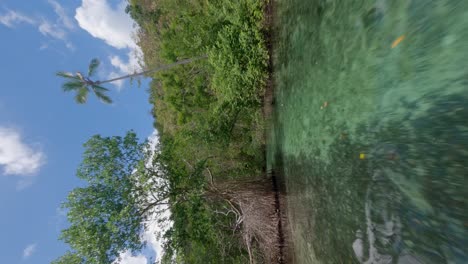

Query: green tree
[58,131,171,263]
[56,130,253,263]
[51,251,84,264]
[57,56,206,104]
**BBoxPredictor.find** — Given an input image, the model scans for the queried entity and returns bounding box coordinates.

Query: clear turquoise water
[269,0,468,263]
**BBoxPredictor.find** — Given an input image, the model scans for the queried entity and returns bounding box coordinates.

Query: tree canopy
[57,131,166,263]
[54,131,224,263]
[51,251,84,264]
[56,58,113,104]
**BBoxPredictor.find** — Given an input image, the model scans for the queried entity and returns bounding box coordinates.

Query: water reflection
[270,0,468,263]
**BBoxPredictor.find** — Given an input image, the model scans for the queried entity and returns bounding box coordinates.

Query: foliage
[55,131,249,263]
[207,0,269,107]
[126,0,271,262]
[59,132,147,263]
[156,137,250,264]
[51,251,84,264]
[56,59,112,104]
[55,0,271,262]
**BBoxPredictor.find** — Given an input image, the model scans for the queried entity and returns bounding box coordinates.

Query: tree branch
[140,199,169,216]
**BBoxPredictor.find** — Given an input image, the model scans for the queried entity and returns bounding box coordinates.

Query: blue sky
[0,0,158,263]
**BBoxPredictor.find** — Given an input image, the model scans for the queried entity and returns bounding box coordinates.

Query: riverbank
[262,0,295,262]
[127,0,291,262]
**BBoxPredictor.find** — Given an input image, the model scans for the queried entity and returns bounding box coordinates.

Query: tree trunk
[96,55,208,85]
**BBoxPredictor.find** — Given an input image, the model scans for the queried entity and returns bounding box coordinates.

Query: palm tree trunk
[96,55,208,85]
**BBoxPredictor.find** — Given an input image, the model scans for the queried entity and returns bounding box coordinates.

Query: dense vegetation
[133,0,269,158]
[54,0,275,263]
[52,132,250,264]
[130,0,273,262]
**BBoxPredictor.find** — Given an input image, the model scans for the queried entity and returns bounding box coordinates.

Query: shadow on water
[269,0,468,262]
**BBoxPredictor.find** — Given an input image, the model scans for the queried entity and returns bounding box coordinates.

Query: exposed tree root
[210,173,289,263]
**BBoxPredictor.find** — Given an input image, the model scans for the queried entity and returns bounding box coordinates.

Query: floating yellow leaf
[359,153,366,159]
[391,35,406,48]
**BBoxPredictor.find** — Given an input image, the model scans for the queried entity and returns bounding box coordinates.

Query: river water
[268,0,468,263]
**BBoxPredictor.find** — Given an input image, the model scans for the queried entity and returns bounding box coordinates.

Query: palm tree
[57,56,207,104]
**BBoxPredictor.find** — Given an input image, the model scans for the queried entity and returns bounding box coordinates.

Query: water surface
[269,0,468,263]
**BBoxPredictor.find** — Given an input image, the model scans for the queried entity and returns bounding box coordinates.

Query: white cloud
[22,243,37,259]
[116,251,147,264]
[47,0,75,30]
[142,131,171,263]
[0,127,45,189]
[75,0,136,49]
[38,19,66,40]
[110,54,135,74]
[143,213,170,263]
[38,18,75,51]
[0,4,74,50]
[39,42,49,50]
[107,71,125,89]
[0,10,35,27]
[114,132,170,263]
[16,178,35,191]
[42,0,75,50]
[65,42,75,51]
[107,50,143,89]
[75,0,145,88]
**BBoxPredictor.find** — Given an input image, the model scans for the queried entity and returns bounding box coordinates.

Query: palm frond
[62,81,84,92]
[92,84,109,92]
[75,87,89,104]
[56,71,79,80]
[93,89,113,104]
[88,58,100,77]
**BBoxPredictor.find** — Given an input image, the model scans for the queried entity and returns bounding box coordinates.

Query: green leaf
[92,84,109,92]
[88,58,100,77]
[56,71,79,80]
[75,87,88,104]
[51,251,85,264]
[62,81,84,92]
[93,89,113,104]
[59,132,149,263]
